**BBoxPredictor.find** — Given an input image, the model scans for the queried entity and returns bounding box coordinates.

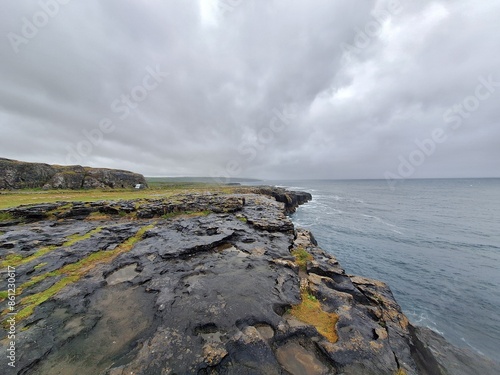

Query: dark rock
[0,157,147,190]
[240,186,312,213]
[411,326,500,375]
[0,189,495,375]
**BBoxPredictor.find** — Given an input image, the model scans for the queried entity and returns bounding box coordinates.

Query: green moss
[161,210,211,219]
[15,276,79,323]
[237,216,248,223]
[2,224,155,325]
[0,227,103,269]
[46,203,73,219]
[0,212,14,222]
[63,227,103,247]
[291,247,313,271]
[85,212,111,221]
[34,262,47,270]
[19,272,57,292]
[290,289,339,343]
[2,253,23,265]
[0,291,8,300]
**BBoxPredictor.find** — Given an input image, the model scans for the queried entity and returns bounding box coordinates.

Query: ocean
[263,178,500,361]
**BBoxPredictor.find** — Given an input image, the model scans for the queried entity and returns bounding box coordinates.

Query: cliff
[0,158,147,190]
[0,190,498,374]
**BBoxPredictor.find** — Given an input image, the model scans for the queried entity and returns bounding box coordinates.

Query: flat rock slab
[0,191,497,375]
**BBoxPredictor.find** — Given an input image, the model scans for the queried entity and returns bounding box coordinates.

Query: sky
[0,0,499,180]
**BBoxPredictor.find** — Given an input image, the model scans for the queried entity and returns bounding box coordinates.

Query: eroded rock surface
[0,190,497,375]
[0,158,147,190]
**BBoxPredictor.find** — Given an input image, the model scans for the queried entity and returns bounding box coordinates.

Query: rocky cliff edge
[0,190,498,375]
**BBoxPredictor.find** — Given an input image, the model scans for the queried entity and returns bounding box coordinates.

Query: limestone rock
[0,190,497,375]
[0,157,147,190]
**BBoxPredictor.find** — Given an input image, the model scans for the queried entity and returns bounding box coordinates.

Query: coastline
[0,187,498,374]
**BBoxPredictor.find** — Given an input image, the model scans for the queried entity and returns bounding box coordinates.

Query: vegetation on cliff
[0,157,147,190]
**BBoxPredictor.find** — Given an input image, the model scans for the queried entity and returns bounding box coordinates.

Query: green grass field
[0,181,239,210]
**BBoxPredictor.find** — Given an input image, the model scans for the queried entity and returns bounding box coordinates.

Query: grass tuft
[290,289,339,343]
[34,262,47,270]
[161,210,211,220]
[291,247,313,271]
[0,212,14,222]
[62,227,103,247]
[85,212,111,221]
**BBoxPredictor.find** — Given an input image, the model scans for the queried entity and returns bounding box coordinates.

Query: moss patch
[62,227,103,247]
[291,247,313,271]
[34,262,47,270]
[16,276,79,323]
[0,227,103,269]
[291,289,339,343]
[1,224,155,326]
[85,212,111,221]
[0,212,14,222]
[161,210,211,220]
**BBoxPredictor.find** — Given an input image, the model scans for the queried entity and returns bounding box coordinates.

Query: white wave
[460,337,486,356]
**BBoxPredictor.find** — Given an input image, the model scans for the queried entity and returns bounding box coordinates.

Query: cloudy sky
[1,0,499,180]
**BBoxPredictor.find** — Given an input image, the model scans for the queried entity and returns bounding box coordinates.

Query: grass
[15,276,79,323]
[0,183,240,210]
[62,227,103,247]
[46,203,73,217]
[1,224,155,326]
[290,289,339,343]
[161,210,211,220]
[291,247,313,271]
[0,212,14,222]
[0,227,103,269]
[85,212,112,221]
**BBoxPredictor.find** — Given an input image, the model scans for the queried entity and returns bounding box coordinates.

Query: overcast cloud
[1,0,499,180]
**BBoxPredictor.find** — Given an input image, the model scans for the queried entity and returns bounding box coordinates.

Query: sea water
[267,178,500,360]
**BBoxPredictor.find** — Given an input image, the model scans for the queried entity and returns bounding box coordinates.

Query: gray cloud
[1,0,499,180]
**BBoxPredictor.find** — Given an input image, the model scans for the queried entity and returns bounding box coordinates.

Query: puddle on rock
[276,342,329,375]
[33,284,157,375]
[106,263,140,285]
[61,316,85,340]
[255,324,274,340]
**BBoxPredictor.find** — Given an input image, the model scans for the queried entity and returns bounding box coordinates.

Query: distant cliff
[0,158,147,190]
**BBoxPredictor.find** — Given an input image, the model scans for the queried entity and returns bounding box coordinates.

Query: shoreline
[0,187,498,374]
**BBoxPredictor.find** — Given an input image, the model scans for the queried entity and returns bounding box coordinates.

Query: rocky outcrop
[0,158,147,190]
[0,190,497,375]
[235,186,312,214]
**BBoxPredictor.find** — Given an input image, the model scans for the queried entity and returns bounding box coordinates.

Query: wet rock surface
[0,190,497,374]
